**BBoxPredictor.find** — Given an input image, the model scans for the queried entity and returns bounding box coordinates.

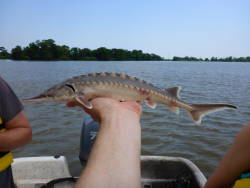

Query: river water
[1,60,250,177]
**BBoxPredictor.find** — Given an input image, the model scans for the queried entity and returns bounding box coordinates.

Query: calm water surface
[1,60,250,177]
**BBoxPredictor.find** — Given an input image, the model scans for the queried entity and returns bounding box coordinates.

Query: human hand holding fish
[66,97,142,123]
[23,72,237,124]
[72,97,142,188]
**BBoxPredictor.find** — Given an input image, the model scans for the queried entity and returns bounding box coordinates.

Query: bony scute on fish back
[23,72,237,124]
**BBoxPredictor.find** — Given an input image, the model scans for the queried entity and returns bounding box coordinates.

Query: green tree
[70,47,81,60]
[93,47,112,61]
[79,48,95,60]
[56,45,70,60]
[3,38,165,61]
[210,57,218,61]
[38,39,58,60]
[0,47,10,59]
[23,42,40,60]
[11,46,25,60]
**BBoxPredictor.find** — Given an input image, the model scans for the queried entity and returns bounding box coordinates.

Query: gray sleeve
[0,77,23,123]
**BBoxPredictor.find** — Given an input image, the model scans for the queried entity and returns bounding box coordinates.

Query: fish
[23,72,237,124]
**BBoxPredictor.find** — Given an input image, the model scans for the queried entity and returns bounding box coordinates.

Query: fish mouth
[22,94,73,103]
[22,94,55,103]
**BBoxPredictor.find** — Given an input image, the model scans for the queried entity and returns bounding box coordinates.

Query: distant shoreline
[0,39,249,62]
[1,59,249,63]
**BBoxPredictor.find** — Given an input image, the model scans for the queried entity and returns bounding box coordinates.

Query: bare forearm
[0,112,32,151]
[0,127,32,151]
[205,123,250,188]
[76,110,141,188]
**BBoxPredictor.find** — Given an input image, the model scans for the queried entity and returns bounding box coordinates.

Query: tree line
[172,56,250,62]
[0,39,163,61]
[0,39,249,62]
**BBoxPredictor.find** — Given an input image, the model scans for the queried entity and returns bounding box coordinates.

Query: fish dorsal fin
[165,86,181,99]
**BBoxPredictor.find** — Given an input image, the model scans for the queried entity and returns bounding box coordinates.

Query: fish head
[23,83,76,103]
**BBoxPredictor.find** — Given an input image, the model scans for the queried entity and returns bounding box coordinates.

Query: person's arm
[205,123,250,188]
[68,98,142,188]
[0,111,32,151]
[0,77,32,151]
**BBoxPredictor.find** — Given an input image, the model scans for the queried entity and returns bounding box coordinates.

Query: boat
[12,155,206,188]
[12,116,206,187]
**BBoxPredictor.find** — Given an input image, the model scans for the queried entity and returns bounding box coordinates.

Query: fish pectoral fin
[75,96,93,109]
[167,104,180,114]
[144,99,157,109]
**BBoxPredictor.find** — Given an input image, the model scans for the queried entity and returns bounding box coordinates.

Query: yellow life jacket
[233,179,250,188]
[0,117,13,171]
[233,172,250,188]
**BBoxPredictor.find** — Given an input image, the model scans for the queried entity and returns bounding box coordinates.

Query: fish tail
[187,104,237,124]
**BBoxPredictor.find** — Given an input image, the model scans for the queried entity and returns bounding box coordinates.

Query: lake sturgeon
[23,72,237,124]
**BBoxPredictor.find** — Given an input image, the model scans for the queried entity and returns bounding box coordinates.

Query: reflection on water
[1,60,250,177]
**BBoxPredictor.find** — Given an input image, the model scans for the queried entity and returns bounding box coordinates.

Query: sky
[0,0,249,58]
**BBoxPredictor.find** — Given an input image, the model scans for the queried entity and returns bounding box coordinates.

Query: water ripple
[1,60,249,177]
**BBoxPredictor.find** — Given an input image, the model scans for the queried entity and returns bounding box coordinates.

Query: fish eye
[65,84,75,92]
